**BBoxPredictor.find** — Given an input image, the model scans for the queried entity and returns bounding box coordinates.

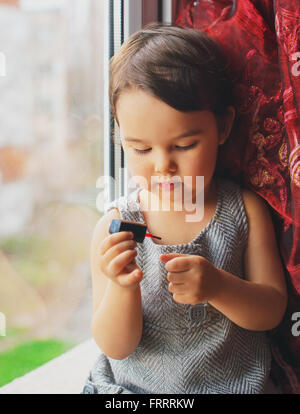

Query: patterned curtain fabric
[174,0,300,394]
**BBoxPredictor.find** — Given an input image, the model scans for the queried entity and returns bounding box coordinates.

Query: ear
[218,106,236,146]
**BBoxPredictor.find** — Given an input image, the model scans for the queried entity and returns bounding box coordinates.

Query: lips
[153,176,182,191]
[158,181,181,190]
[160,182,174,189]
[156,176,182,185]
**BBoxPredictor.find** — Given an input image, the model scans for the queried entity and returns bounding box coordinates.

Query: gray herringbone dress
[86,177,272,394]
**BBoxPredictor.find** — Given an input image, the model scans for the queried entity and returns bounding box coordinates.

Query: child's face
[116,88,233,203]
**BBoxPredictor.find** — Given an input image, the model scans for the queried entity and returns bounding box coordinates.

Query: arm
[90,209,143,360]
[208,189,287,331]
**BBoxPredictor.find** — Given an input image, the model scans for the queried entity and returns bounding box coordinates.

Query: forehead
[116,89,214,138]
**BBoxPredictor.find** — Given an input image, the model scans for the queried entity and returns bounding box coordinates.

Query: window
[0,0,105,385]
[0,0,174,386]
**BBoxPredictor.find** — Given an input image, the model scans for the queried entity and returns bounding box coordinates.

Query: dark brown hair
[110,22,235,131]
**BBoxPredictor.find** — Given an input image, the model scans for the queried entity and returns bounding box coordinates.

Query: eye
[134,148,151,154]
[175,142,197,150]
[133,142,198,154]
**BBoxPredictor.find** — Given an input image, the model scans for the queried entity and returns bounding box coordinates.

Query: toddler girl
[84,23,287,394]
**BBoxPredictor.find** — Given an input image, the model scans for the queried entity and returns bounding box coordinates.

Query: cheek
[181,148,218,182]
[128,156,149,172]
[184,156,204,174]
[190,144,218,168]
[125,149,141,167]
[125,153,152,184]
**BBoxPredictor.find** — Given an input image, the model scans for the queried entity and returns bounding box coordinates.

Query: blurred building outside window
[0,0,104,386]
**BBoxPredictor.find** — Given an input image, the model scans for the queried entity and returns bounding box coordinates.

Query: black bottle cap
[109,219,147,243]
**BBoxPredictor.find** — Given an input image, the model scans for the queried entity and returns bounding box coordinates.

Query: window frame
[103,0,175,201]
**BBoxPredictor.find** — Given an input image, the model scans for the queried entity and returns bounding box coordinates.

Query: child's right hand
[99,231,143,289]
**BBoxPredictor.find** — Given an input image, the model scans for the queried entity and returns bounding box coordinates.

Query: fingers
[163,256,192,273]
[167,271,187,284]
[106,249,137,277]
[160,253,184,263]
[167,269,187,298]
[168,281,185,293]
[99,231,143,288]
[100,232,137,274]
[100,231,134,255]
[103,239,137,265]
[124,261,138,273]
[116,268,143,288]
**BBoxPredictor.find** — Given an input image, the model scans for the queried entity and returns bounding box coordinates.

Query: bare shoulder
[91,208,121,245]
[241,188,271,221]
[90,208,120,314]
[241,188,287,301]
[241,187,276,251]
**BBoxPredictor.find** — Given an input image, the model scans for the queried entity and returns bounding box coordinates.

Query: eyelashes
[133,142,198,154]
[134,148,151,154]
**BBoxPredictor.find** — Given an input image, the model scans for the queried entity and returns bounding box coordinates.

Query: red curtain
[174,0,300,394]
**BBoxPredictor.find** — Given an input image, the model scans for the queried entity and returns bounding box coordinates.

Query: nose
[154,150,177,174]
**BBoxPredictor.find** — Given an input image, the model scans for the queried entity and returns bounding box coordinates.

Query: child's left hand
[160,253,221,305]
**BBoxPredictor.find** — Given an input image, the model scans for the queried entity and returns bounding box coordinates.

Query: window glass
[0,0,104,384]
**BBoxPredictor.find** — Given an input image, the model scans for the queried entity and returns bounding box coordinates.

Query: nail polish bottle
[109,219,161,243]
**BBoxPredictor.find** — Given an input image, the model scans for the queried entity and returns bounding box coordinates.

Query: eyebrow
[124,128,203,143]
